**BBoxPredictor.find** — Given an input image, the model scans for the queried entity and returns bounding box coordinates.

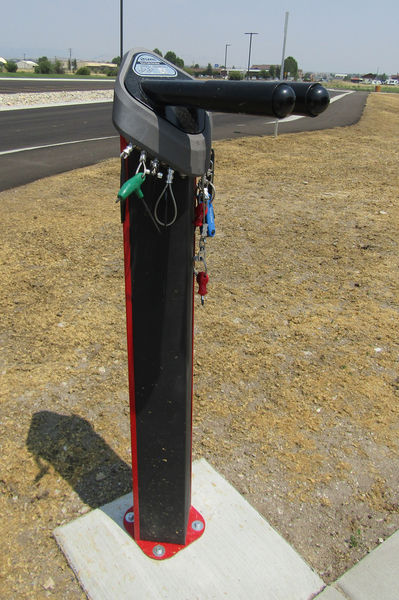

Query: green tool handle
[118,173,145,201]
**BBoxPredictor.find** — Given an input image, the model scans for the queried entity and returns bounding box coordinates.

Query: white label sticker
[133,53,178,77]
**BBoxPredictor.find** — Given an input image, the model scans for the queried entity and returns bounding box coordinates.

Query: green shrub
[228,71,243,80]
[76,67,91,76]
[35,56,53,74]
[5,61,18,73]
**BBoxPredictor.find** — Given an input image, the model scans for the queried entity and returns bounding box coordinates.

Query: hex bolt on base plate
[125,511,134,524]
[191,519,204,532]
[123,505,205,560]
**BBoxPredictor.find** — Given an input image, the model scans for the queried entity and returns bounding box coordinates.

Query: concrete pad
[314,586,347,599]
[55,458,325,600]
[337,529,399,600]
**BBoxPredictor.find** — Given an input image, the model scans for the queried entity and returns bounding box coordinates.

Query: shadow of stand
[27,411,132,508]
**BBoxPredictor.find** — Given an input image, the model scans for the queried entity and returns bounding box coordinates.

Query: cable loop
[135,151,149,175]
[154,168,178,227]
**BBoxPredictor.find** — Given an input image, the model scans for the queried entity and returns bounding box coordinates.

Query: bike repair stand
[54,49,330,598]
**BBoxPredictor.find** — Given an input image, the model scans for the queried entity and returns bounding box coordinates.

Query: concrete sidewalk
[55,459,398,599]
[316,527,399,599]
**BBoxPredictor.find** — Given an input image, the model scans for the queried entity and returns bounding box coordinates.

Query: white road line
[328,90,354,103]
[266,115,304,124]
[0,135,119,156]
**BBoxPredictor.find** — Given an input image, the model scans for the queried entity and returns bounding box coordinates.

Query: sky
[1,0,398,75]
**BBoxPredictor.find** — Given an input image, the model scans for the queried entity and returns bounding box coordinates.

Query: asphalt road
[0,90,367,192]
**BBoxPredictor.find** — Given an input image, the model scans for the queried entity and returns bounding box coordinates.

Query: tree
[269,65,276,78]
[164,51,184,69]
[284,56,298,79]
[5,60,18,73]
[35,56,53,74]
[68,58,77,72]
[205,63,213,76]
[54,60,64,74]
[259,69,269,79]
[164,50,177,63]
[153,48,162,57]
[112,56,121,66]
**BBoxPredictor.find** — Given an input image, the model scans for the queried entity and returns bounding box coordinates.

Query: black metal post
[122,149,195,545]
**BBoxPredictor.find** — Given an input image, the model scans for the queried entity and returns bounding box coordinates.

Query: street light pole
[224,43,231,73]
[244,32,258,80]
[120,0,124,62]
[279,11,289,82]
[274,12,289,137]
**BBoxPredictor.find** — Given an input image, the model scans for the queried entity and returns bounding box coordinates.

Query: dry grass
[1,93,399,597]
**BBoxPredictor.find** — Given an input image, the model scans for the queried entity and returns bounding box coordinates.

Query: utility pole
[274,11,289,137]
[69,48,72,73]
[244,32,258,80]
[224,43,231,75]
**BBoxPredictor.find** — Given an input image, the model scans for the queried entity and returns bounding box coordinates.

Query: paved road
[0,90,367,192]
[212,90,367,139]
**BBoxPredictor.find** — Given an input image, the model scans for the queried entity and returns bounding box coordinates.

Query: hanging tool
[196,271,209,305]
[117,172,146,201]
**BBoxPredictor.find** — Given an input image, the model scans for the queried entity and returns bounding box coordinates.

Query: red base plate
[123,505,205,560]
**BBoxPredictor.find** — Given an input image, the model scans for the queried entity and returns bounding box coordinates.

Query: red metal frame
[121,138,141,541]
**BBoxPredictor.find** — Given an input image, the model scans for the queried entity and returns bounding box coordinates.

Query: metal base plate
[123,504,205,560]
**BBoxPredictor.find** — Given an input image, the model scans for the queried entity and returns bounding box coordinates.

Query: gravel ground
[1,92,399,598]
[0,90,113,109]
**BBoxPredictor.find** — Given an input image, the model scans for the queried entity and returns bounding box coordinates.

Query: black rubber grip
[141,80,296,119]
[286,82,330,117]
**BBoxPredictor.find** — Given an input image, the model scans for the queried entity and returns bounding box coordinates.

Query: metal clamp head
[112,48,212,176]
